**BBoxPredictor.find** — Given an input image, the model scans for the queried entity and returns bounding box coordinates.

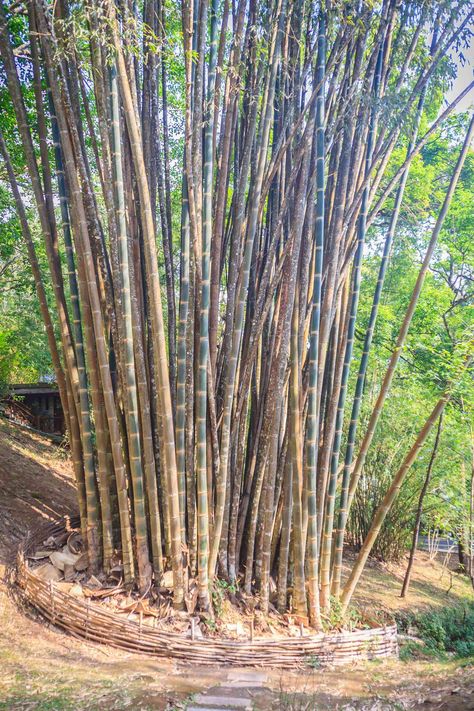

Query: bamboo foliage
[0,0,473,624]
[345,112,474,517]
[341,347,474,615]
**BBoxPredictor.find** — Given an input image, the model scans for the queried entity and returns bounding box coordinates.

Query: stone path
[187,670,268,711]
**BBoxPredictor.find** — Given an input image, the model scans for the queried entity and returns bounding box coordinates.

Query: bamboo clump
[1,0,473,634]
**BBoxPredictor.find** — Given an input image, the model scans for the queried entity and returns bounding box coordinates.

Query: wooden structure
[3,383,65,435]
[17,518,399,668]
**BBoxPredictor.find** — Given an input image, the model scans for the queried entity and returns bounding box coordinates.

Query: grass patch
[397,601,474,661]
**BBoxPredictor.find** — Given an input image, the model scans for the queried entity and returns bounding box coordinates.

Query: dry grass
[348,549,473,616]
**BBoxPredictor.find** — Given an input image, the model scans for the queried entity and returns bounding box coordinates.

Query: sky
[446,29,474,113]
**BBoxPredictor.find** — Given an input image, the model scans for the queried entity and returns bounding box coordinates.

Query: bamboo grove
[0,0,473,627]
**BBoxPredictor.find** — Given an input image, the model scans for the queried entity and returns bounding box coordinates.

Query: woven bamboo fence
[17,519,398,667]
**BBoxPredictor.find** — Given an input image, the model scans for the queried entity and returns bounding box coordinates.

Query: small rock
[43,536,57,548]
[49,549,81,571]
[35,562,63,582]
[223,622,246,636]
[398,634,425,645]
[186,621,203,638]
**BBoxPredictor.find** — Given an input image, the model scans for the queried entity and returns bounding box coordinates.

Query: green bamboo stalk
[176,174,190,542]
[254,143,311,608]
[210,0,287,580]
[65,375,89,542]
[208,0,246,375]
[227,391,250,582]
[303,8,325,629]
[197,0,219,576]
[289,294,306,618]
[109,61,152,591]
[108,3,184,604]
[0,10,102,566]
[57,123,135,582]
[130,251,164,577]
[121,128,164,576]
[319,44,382,611]
[277,454,292,613]
[36,10,136,580]
[194,0,217,605]
[48,82,115,568]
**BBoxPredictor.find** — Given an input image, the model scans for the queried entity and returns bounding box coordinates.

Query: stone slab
[226,671,267,683]
[192,693,251,709]
[225,670,267,688]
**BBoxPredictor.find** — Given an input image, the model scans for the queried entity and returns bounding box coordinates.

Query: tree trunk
[401,414,443,598]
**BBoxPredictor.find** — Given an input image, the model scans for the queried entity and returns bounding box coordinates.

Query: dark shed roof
[8,383,60,397]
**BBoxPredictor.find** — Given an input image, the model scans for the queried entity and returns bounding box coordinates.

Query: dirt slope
[0,420,76,565]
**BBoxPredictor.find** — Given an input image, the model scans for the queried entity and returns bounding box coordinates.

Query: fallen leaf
[64,563,76,582]
[67,531,83,554]
[74,552,89,572]
[27,550,51,561]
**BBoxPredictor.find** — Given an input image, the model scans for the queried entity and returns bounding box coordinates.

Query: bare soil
[1,417,473,710]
